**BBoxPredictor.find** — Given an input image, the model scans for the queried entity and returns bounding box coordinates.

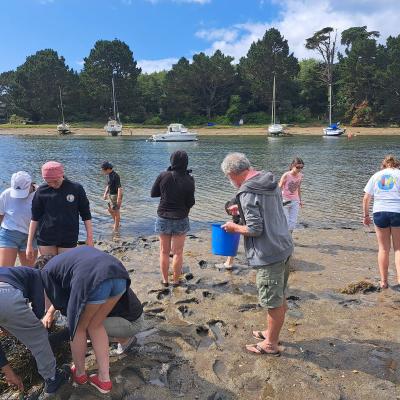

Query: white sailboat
[323,84,345,136]
[57,86,70,134]
[268,74,284,136]
[104,77,122,136]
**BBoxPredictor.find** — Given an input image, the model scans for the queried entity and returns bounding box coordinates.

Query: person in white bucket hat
[0,171,38,266]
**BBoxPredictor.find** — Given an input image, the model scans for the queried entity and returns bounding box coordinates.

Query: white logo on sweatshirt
[66,194,75,202]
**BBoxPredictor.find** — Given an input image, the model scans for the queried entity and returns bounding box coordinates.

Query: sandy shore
[0,125,400,137]
[2,227,399,399]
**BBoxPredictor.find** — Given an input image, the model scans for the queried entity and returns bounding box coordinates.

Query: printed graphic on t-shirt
[66,194,75,202]
[377,175,396,191]
[288,180,300,194]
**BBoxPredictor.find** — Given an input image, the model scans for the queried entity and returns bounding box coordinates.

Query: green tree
[239,28,299,118]
[136,71,166,122]
[296,59,326,117]
[337,26,380,123]
[80,39,141,120]
[10,49,77,121]
[163,57,196,121]
[190,50,236,119]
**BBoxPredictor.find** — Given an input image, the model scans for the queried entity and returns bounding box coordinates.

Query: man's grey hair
[221,153,251,175]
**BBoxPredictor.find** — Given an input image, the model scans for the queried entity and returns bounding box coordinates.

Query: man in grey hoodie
[221,152,293,356]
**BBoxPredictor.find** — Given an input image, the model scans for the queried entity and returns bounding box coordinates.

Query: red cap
[42,161,64,180]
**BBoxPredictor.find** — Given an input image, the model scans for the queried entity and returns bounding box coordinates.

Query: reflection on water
[0,133,399,239]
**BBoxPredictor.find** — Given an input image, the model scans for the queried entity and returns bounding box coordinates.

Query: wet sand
[1,126,400,137]
[2,227,399,399]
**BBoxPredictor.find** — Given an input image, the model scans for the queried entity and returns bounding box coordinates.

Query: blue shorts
[373,212,400,228]
[0,227,38,251]
[155,217,190,235]
[87,278,127,305]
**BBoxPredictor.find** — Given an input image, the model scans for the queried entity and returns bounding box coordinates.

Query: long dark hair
[289,157,304,170]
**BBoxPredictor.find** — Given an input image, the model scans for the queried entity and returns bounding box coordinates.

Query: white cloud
[138,58,180,73]
[195,0,400,62]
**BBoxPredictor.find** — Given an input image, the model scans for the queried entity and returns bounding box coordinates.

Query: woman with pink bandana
[26,161,93,260]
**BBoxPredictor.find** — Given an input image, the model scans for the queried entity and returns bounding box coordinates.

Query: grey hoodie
[236,171,293,266]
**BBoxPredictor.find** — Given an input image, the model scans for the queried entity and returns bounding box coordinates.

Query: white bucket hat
[10,171,32,198]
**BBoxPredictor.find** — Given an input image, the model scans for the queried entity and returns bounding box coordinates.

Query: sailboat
[323,84,345,136]
[104,77,122,136]
[57,87,70,134]
[268,74,284,136]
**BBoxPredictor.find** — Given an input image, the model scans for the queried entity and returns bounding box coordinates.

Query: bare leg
[375,226,391,287]
[225,256,234,268]
[39,246,58,256]
[87,295,122,382]
[57,247,75,254]
[114,210,121,231]
[0,248,18,267]
[391,227,400,284]
[159,234,172,284]
[18,249,38,266]
[171,234,186,284]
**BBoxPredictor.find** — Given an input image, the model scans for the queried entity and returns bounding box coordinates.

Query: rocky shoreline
[1,227,400,399]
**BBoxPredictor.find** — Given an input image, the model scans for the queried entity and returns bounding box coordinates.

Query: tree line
[0,26,399,126]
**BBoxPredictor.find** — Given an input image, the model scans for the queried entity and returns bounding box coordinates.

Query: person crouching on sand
[26,161,93,260]
[221,152,293,356]
[37,246,130,394]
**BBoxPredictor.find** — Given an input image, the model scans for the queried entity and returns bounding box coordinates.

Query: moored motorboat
[150,124,198,142]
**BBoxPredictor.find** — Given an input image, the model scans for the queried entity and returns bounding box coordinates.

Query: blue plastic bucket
[211,223,240,256]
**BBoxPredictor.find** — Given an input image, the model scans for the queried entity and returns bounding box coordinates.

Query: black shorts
[37,239,77,248]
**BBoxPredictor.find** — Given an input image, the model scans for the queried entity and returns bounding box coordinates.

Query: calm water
[0,133,399,239]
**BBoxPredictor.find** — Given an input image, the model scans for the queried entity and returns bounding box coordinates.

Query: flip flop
[161,281,169,288]
[252,331,282,346]
[245,343,281,357]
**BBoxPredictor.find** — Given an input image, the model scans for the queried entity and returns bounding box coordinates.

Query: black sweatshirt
[31,179,91,245]
[0,268,45,368]
[151,151,195,220]
[41,246,131,339]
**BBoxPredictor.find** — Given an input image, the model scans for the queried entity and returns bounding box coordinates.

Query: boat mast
[59,86,65,125]
[112,77,117,121]
[328,83,332,126]
[271,74,276,125]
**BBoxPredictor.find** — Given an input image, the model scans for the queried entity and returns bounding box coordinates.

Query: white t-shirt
[0,188,34,234]
[364,168,400,213]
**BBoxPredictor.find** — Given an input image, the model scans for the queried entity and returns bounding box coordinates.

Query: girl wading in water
[363,155,400,290]
[26,161,93,260]
[279,157,304,233]
[0,171,38,266]
[151,150,195,287]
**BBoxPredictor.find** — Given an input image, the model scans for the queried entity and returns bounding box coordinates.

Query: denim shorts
[87,278,127,305]
[373,212,400,228]
[155,217,190,235]
[0,227,38,251]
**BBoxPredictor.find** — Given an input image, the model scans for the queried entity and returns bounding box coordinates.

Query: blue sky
[1,0,399,73]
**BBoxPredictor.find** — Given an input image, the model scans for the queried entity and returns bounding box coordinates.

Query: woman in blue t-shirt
[363,155,400,290]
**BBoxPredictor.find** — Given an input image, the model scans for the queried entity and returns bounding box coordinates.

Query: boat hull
[150,133,198,142]
[323,127,346,136]
[104,123,122,136]
[57,124,70,134]
[268,124,284,135]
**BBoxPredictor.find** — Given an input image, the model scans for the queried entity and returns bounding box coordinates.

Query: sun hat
[42,161,64,180]
[10,171,32,198]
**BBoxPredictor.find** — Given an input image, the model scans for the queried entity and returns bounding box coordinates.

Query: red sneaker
[89,374,112,393]
[71,365,88,385]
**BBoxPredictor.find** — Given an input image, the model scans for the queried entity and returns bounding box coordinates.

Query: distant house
[0,101,7,123]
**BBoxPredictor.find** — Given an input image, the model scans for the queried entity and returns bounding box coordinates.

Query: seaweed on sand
[0,327,71,394]
[340,280,378,295]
